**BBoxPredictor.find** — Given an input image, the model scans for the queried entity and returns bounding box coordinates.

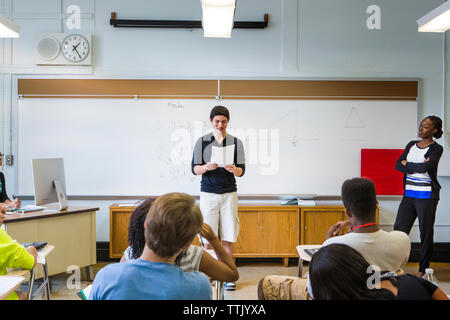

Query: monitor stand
[53,179,68,210]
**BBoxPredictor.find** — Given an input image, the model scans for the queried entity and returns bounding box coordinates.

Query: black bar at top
[109,14,269,29]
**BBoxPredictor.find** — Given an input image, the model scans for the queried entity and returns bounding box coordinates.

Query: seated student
[0,207,37,300]
[0,153,20,209]
[307,243,448,300]
[90,193,212,300]
[120,198,239,282]
[258,177,411,300]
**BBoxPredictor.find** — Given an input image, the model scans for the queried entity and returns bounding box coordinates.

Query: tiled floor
[26,260,450,300]
[224,261,298,300]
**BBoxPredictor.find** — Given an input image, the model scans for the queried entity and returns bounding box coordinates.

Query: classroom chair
[296,244,321,277]
[8,244,55,300]
[296,244,406,278]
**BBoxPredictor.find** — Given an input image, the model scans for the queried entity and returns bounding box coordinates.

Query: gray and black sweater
[191,133,246,194]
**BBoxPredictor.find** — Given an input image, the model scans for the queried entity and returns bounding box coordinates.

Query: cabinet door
[260,209,299,255]
[302,209,344,244]
[110,210,132,258]
[234,209,261,254]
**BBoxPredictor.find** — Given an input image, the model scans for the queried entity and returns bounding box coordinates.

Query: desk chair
[7,245,55,300]
[296,245,321,277]
[204,249,225,300]
[296,245,407,278]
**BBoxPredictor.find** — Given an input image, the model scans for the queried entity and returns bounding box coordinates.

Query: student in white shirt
[258,177,411,300]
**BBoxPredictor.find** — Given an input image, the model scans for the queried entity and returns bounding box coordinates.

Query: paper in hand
[211,145,235,167]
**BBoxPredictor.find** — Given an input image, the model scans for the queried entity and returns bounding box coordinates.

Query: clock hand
[72,42,81,50]
[73,47,82,59]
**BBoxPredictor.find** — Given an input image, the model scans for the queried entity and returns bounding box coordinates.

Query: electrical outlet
[5,155,13,166]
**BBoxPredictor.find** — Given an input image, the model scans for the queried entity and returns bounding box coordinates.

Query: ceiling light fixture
[201,0,236,38]
[0,14,19,38]
[417,1,450,32]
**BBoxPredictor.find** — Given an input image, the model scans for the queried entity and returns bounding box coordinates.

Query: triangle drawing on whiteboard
[345,106,365,128]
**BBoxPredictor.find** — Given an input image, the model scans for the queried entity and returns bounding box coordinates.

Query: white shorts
[199,191,239,243]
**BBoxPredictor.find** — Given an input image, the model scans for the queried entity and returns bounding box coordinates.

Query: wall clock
[62,34,90,63]
[35,33,92,66]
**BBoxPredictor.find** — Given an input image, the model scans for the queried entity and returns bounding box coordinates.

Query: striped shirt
[405,144,432,199]
[176,245,203,272]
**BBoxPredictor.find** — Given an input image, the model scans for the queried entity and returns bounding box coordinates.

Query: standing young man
[192,106,245,290]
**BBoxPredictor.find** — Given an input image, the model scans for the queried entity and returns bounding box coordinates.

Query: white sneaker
[225,282,236,291]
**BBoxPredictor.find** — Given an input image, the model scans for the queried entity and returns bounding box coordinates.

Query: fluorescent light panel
[202,0,236,38]
[0,14,19,38]
[417,1,450,32]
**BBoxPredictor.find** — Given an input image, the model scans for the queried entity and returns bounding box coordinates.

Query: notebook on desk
[6,205,45,214]
[304,248,320,258]
[0,276,26,300]
[77,284,92,300]
[21,241,48,250]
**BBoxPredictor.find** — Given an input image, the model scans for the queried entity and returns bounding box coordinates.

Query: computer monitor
[32,158,68,210]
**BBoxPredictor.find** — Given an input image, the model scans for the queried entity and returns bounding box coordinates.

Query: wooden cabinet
[109,204,378,264]
[234,206,299,266]
[109,205,135,258]
[301,206,346,244]
[234,208,261,255]
[109,204,300,264]
[300,206,380,244]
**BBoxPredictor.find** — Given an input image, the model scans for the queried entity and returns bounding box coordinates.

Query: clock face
[62,34,90,62]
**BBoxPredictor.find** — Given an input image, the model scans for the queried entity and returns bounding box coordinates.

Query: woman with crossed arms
[394,115,444,278]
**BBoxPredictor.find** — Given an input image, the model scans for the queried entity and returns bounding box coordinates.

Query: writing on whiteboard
[170,120,280,175]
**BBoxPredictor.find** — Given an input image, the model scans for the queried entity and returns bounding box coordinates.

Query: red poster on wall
[361,149,404,195]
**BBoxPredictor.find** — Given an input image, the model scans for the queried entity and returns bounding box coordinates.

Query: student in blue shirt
[90,193,212,300]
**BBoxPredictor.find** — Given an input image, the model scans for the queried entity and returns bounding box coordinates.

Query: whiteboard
[17,99,417,196]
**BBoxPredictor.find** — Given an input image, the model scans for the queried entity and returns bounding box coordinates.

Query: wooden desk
[109,204,300,266]
[296,244,322,277]
[3,206,99,279]
[109,203,378,266]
